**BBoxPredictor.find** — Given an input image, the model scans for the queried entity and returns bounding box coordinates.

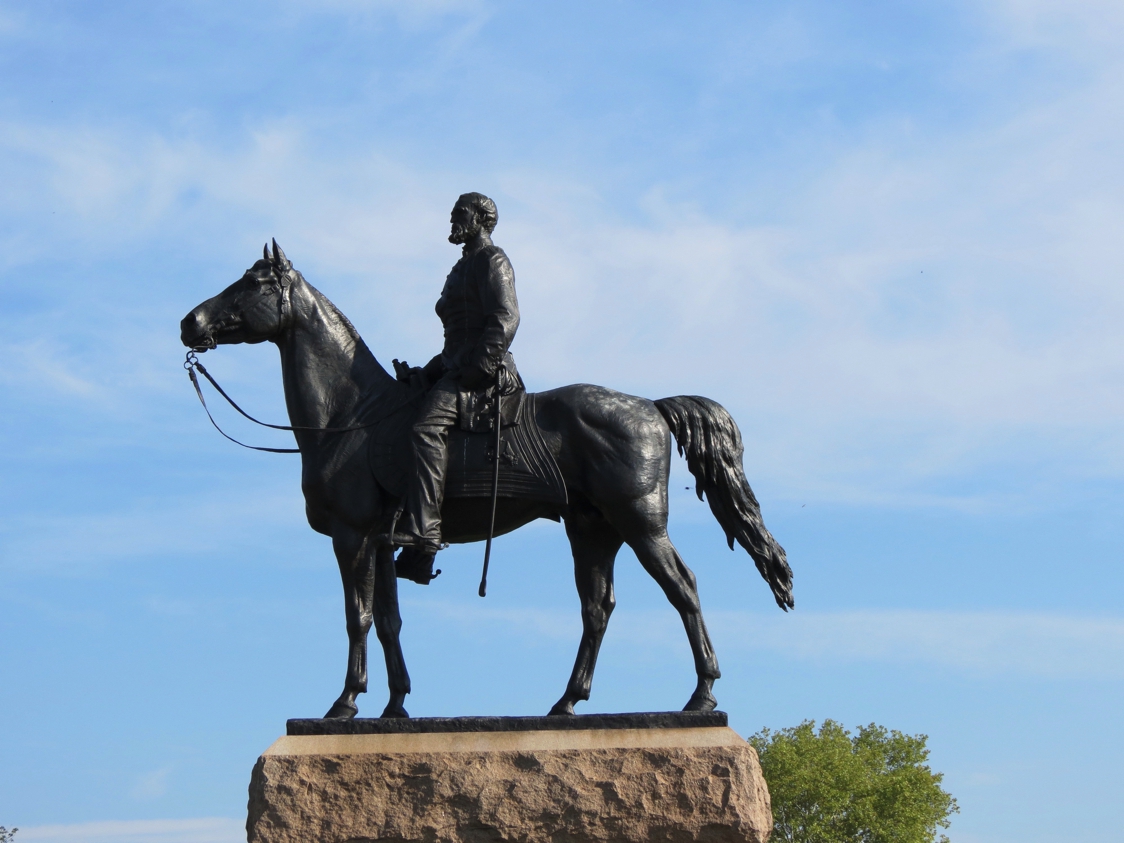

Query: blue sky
[1,1,1122,841]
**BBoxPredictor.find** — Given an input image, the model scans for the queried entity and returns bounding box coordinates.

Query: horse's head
[180,239,296,351]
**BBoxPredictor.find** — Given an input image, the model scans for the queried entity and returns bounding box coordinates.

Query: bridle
[187,255,293,352]
[184,262,414,454]
[275,260,294,327]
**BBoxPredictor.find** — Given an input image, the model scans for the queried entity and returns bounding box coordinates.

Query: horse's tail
[654,395,793,611]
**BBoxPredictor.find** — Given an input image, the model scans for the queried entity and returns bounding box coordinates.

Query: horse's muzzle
[180,311,215,351]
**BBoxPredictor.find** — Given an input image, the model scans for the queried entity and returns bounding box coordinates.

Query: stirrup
[396,546,443,585]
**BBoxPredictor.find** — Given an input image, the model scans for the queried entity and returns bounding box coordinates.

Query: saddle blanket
[445,392,568,506]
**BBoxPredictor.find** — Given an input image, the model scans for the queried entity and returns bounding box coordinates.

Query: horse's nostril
[181,310,209,345]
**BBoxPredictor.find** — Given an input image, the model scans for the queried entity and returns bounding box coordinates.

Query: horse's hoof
[324,701,359,719]
[683,690,718,712]
[548,700,576,716]
[380,704,409,719]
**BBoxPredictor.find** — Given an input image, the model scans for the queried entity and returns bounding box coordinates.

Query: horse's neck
[276,278,397,429]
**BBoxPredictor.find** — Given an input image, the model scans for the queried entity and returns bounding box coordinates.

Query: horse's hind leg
[618,516,721,712]
[549,505,624,716]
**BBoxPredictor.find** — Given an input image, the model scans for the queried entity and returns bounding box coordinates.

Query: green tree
[0,827,17,842]
[749,720,958,843]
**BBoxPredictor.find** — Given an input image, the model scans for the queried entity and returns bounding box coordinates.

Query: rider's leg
[401,375,459,547]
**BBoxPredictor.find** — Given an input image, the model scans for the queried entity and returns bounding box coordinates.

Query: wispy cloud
[280,0,488,28]
[985,0,1124,51]
[17,818,243,843]
[129,767,172,801]
[0,8,24,36]
[407,598,1124,680]
[2,101,1121,513]
[403,596,575,641]
[0,339,99,398]
[709,609,1124,680]
[0,487,311,577]
[2,0,1122,513]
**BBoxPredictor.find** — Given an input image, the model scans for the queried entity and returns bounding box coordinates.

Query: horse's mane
[293,270,403,408]
[293,271,357,340]
[295,271,378,360]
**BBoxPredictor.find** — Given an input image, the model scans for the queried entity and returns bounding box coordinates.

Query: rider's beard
[449,222,479,244]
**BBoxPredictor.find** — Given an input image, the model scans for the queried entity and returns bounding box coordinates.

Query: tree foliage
[0,827,17,842]
[749,720,958,843]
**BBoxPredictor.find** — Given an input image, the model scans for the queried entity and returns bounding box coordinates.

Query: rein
[184,351,298,453]
[184,351,414,455]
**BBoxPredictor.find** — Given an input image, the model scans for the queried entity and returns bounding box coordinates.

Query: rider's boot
[395,545,442,585]
[377,509,444,584]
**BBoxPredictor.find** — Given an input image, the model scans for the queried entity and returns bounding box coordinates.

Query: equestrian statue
[180,193,793,720]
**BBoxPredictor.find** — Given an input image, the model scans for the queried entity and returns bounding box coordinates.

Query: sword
[478,368,503,597]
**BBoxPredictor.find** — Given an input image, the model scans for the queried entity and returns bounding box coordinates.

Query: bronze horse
[180,241,792,719]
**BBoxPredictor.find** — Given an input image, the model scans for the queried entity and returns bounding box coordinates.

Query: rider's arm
[463,249,519,386]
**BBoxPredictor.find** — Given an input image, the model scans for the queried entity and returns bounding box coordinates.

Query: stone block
[248,722,772,843]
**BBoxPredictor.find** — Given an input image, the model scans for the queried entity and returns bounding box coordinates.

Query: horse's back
[533,383,664,425]
[532,383,670,503]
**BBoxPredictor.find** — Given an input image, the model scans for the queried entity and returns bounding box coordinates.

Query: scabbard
[478,373,503,597]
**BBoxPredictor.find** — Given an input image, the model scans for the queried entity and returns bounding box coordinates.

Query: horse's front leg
[324,528,376,719]
[373,543,411,718]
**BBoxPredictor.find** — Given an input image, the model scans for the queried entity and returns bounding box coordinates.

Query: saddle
[367,386,567,508]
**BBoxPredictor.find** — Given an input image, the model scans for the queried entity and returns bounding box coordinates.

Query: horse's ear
[272,238,290,269]
[263,243,270,262]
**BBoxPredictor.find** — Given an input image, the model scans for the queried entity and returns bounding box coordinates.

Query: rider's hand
[392,359,413,382]
[497,365,519,396]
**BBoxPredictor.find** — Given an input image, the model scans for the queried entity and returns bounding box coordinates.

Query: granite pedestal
[248,712,772,843]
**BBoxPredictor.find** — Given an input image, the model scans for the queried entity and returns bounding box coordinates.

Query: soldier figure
[386,193,522,572]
